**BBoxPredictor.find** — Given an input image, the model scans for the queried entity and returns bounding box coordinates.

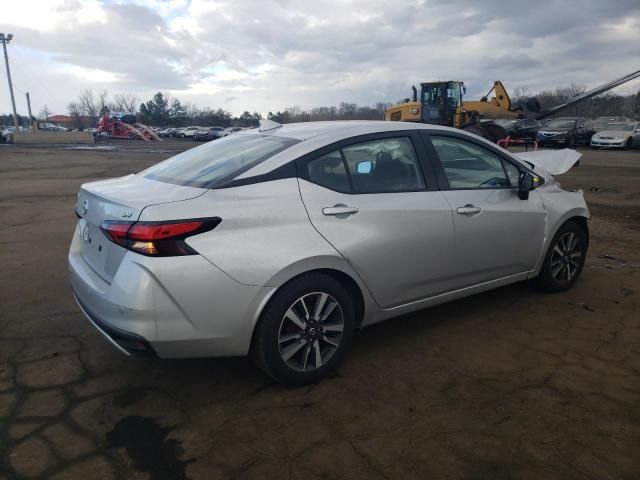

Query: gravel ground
[1,139,639,479]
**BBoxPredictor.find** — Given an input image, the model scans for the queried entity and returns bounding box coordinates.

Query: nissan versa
[69,120,589,385]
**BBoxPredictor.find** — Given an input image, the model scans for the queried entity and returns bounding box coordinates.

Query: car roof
[234,120,525,179]
[239,120,452,141]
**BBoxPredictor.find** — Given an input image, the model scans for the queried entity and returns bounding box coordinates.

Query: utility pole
[25,92,33,130]
[0,33,19,129]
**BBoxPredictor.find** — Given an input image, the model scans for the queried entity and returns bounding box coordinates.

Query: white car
[177,126,200,138]
[590,122,640,149]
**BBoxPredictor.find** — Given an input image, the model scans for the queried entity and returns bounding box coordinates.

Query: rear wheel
[536,221,587,292]
[252,273,355,385]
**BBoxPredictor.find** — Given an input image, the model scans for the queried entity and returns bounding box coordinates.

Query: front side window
[144,134,298,188]
[306,137,425,193]
[431,136,515,189]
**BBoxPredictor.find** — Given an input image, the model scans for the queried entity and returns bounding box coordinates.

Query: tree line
[2,84,639,130]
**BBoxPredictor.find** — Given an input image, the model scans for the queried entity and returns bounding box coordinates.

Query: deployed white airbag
[513,149,582,175]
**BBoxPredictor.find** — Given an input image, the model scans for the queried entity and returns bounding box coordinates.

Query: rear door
[297,132,455,308]
[424,131,547,288]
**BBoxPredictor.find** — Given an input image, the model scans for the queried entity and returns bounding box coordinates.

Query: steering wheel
[479,176,506,187]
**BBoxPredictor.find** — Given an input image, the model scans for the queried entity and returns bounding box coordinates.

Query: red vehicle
[97,114,160,141]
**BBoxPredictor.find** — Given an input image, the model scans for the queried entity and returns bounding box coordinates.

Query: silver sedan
[69,120,589,385]
[590,122,640,149]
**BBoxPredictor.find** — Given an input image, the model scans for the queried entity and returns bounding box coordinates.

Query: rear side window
[308,151,350,192]
[306,137,425,193]
[143,134,299,188]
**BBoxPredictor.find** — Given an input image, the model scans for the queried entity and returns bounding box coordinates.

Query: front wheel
[536,221,588,292]
[625,137,633,150]
[252,273,355,385]
[565,136,575,148]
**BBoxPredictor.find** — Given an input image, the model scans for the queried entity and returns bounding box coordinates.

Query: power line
[11,44,65,111]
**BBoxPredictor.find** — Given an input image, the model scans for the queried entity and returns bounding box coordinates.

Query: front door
[297,134,456,308]
[428,133,547,288]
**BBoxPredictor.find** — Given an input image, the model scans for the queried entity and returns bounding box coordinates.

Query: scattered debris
[599,254,627,263]
[569,301,595,312]
[621,287,634,296]
[494,415,512,425]
[590,186,601,192]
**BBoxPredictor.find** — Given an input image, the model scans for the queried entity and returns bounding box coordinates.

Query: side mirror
[518,171,540,200]
[356,160,373,174]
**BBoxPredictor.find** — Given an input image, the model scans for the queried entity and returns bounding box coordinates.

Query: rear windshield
[143,134,299,188]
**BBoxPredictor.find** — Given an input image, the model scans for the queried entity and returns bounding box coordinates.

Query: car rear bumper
[69,225,276,359]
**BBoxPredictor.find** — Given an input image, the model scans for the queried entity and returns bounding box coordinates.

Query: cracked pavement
[1,141,639,479]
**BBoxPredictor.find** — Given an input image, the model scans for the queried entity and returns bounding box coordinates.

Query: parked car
[177,126,200,138]
[590,122,640,149]
[0,126,12,143]
[43,125,69,132]
[193,127,225,141]
[69,120,589,385]
[158,128,176,137]
[592,116,634,132]
[536,117,595,147]
[222,127,245,136]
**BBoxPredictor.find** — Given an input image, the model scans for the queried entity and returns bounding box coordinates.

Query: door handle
[322,205,359,216]
[456,204,481,215]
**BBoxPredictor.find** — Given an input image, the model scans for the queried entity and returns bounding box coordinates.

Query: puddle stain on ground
[106,415,194,480]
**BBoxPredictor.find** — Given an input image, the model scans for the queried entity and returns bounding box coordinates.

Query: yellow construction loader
[384,70,640,142]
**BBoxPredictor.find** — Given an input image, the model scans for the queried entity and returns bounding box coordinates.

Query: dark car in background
[193,126,225,141]
[536,117,595,148]
[510,119,543,139]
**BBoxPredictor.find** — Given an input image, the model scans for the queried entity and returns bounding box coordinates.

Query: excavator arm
[535,69,640,120]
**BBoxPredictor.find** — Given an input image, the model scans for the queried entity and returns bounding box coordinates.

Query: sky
[1,0,639,117]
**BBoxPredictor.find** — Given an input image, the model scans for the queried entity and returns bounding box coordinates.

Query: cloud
[1,0,639,117]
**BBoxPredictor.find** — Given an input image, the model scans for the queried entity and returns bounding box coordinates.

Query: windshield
[604,123,633,131]
[143,134,299,188]
[494,119,517,127]
[546,119,576,129]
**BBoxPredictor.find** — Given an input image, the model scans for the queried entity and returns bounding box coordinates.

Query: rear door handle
[322,205,359,216]
[456,204,481,215]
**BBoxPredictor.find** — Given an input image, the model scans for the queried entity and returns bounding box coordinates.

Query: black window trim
[420,129,536,192]
[297,130,438,195]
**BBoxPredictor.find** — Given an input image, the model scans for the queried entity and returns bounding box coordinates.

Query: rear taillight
[100,218,221,257]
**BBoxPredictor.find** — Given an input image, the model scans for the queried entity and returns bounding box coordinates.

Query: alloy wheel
[550,232,582,282]
[277,292,344,372]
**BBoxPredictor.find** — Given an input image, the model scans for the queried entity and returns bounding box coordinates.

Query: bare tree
[38,105,51,120]
[77,89,100,123]
[111,93,139,112]
[512,86,530,102]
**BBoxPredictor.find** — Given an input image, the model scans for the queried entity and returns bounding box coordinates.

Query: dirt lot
[1,139,639,479]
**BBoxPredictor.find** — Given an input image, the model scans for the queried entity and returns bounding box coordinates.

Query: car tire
[625,138,633,150]
[535,221,588,293]
[252,273,356,386]
[565,136,575,148]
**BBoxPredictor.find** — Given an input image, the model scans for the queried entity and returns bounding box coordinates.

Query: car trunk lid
[75,174,206,283]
